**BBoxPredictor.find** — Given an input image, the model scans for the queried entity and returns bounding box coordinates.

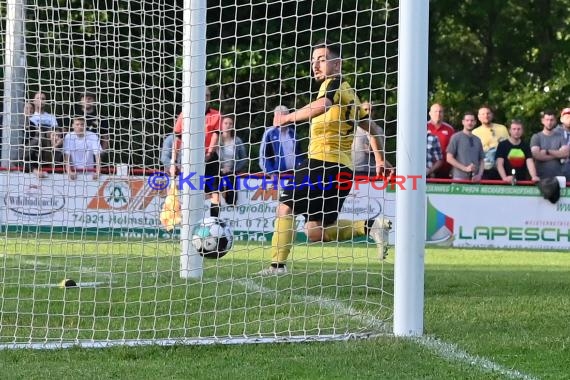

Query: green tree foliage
[206,0,397,170]
[1,0,397,169]
[429,0,570,131]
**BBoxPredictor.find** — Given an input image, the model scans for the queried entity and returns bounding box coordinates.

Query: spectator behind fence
[259,105,303,175]
[170,86,222,218]
[63,117,102,180]
[495,119,539,183]
[427,103,455,178]
[219,116,247,174]
[473,105,508,180]
[160,132,179,171]
[426,131,444,178]
[352,101,389,177]
[446,111,485,182]
[530,110,569,178]
[219,115,247,205]
[75,93,110,152]
[558,107,570,181]
[24,91,61,178]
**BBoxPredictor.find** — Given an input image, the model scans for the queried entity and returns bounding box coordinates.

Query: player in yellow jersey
[257,41,392,276]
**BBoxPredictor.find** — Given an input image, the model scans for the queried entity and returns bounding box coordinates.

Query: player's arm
[278,97,331,125]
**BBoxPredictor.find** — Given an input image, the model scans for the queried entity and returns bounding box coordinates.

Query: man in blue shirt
[259,106,303,174]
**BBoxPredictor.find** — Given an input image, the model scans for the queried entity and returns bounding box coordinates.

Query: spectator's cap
[561,108,570,117]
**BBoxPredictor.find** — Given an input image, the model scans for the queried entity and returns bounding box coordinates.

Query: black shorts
[279,159,353,226]
[204,153,220,194]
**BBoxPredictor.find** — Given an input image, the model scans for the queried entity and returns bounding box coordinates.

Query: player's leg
[257,165,311,276]
[315,164,392,259]
[286,161,359,242]
[257,202,296,276]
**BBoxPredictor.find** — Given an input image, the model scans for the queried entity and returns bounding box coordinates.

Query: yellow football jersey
[308,77,367,168]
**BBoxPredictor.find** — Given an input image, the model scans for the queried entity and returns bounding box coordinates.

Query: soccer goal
[0,0,427,348]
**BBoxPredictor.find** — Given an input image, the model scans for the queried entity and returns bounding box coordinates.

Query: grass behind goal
[0,238,392,345]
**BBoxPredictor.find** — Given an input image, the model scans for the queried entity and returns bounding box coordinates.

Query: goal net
[0,0,402,348]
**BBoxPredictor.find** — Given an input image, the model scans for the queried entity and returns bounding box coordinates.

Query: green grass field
[1,237,569,379]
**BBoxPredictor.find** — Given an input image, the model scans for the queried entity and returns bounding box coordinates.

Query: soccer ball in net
[191,217,234,259]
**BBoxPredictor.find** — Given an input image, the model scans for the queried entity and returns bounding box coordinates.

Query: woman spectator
[218,116,247,205]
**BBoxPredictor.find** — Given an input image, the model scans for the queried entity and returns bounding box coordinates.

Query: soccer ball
[191,217,234,259]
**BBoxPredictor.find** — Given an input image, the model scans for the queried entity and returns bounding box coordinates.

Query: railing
[0,165,564,187]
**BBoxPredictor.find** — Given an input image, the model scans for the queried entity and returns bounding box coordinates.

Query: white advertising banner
[0,173,390,242]
[221,180,392,242]
[0,172,167,238]
[1,173,568,250]
[423,184,570,250]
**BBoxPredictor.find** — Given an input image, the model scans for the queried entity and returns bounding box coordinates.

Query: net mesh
[0,0,398,348]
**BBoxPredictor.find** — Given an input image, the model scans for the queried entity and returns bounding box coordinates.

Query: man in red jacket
[169,86,222,218]
[427,103,455,178]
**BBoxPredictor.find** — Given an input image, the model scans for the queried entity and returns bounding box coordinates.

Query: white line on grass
[7,257,114,288]
[414,337,538,380]
[240,277,538,380]
[17,258,112,278]
[235,278,388,332]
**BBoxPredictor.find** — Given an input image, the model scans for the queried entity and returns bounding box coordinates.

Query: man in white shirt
[63,117,102,180]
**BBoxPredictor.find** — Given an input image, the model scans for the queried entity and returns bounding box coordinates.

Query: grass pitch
[1,237,569,379]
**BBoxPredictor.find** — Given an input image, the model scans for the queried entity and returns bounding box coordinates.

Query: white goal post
[0,0,427,348]
[394,0,428,337]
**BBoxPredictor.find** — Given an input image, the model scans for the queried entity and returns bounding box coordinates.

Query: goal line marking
[241,277,537,380]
